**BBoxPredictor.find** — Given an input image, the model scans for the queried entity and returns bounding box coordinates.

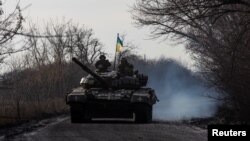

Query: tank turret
[72,57,110,88]
[72,57,148,89]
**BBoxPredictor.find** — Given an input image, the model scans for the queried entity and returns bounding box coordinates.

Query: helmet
[121,58,128,63]
[99,55,106,60]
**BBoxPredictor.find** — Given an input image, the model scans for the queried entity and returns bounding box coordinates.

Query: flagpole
[113,33,119,70]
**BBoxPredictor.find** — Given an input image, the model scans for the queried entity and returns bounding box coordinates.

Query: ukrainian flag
[116,36,123,52]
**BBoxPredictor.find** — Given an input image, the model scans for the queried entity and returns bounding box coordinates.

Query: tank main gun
[72,57,110,88]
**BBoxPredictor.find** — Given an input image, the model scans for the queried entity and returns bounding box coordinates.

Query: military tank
[66,57,158,123]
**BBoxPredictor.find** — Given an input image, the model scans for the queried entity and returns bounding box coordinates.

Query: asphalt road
[10,118,207,141]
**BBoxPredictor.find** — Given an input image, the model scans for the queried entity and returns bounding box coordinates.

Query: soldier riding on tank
[118,58,134,77]
[95,55,111,72]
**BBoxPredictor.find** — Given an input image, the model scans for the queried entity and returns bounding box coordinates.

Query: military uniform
[95,55,111,72]
[118,58,134,76]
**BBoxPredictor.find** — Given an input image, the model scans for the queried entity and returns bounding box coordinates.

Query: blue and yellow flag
[116,36,123,52]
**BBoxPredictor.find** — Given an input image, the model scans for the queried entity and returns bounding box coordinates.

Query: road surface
[6,117,207,141]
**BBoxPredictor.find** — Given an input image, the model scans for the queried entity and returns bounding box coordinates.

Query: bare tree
[44,21,69,64]
[31,21,104,65]
[66,24,104,65]
[24,23,50,67]
[132,0,250,40]
[0,0,24,63]
[132,0,250,121]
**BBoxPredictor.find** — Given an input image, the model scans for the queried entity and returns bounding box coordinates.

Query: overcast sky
[3,0,192,63]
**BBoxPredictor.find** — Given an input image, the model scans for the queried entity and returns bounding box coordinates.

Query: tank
[66,57,158,123]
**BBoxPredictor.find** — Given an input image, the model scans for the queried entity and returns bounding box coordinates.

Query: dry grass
[0,98,67,126]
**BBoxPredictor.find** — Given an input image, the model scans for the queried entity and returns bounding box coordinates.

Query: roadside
[0,114,68,140]
[0,115,210,141]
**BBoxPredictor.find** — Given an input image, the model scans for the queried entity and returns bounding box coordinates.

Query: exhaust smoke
[134,58,218,121]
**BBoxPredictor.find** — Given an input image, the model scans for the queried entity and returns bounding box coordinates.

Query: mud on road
[2,117,207,141]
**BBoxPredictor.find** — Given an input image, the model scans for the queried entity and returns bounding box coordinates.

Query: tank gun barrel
[72,57,110,88]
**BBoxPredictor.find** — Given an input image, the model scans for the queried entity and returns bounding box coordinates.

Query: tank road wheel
[70,104,91,123]
[134,104,152,123]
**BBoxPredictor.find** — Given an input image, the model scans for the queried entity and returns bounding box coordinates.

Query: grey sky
[4,0,192,62]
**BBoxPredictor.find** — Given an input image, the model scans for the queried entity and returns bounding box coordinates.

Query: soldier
[95,55,111,72]
[118,58,134,77]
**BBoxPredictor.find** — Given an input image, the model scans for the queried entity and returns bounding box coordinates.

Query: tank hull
[77,100,134,118]
[66,87,157,123]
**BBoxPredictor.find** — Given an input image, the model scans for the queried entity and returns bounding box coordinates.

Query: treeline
[0,20,103,125]
[0,52,216,125]
[0,1,132,125]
